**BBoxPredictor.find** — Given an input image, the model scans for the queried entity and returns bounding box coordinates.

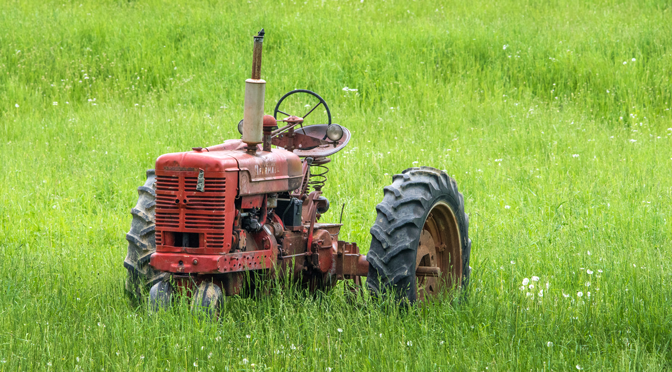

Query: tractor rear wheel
[366,167,471,303]
[123,169,169,301]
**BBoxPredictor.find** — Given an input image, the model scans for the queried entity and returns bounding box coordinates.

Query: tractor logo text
[254,163,277,176]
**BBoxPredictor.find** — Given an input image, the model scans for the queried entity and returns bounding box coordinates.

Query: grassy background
[1,0,672,370]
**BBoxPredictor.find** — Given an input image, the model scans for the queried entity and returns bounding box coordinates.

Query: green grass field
[2,0,672,370]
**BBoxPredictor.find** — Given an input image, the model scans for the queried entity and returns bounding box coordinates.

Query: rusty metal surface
[251,29,264,80]
[222,272,244,296]
[415,202,462,301]
[271,125,351,158]
[191,139,303,196]
[335,241,369,278]
[150,250,275,274]
[291,125,351,157]
[241,195,264,209]
[305,191,321,249]
[272,131,323,151]
[235,147,303,196]
[312,229,334,273]
[279,230,307,275]
[415,266,441,277]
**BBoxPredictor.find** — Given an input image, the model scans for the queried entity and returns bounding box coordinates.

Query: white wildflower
[522,278,530,286]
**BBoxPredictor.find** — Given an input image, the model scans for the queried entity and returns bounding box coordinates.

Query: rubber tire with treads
[366,166,471,303]
[192,281,224,317]
[149,281,173,312]
[124,169,168,301]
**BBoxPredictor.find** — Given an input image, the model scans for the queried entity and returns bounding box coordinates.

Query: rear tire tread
[367,166,471,303]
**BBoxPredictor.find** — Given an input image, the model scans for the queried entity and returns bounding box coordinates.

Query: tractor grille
[155,174,228,250]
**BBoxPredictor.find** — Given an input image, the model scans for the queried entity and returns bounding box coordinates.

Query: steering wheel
[273,89,332,127]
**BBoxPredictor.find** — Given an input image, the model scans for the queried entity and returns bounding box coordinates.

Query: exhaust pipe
[242,29,266,147]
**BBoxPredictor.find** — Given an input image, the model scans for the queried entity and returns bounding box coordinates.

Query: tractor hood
[155,139,303,196]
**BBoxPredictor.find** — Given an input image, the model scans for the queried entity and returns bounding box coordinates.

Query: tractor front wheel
[366,167,471,303]
[192,281,224,317]
[149,280,173,311]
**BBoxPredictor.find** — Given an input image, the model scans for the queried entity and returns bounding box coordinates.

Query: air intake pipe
[242,29,266,147]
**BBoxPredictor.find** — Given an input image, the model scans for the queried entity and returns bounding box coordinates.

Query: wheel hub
[415,201,462,301]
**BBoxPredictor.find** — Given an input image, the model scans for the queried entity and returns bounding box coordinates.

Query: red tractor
[123,30,471,310]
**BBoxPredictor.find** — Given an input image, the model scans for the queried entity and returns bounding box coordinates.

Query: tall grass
[1,0,671,370]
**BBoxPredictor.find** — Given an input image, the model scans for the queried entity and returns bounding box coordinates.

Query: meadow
[1,0,672,370]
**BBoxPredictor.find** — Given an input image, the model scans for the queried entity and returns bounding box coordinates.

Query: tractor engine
[150,140,302,275]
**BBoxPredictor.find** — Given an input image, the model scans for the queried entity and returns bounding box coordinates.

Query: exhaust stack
[242,29,266,147]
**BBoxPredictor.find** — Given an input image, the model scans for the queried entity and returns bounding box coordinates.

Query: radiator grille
[155,174,228,250]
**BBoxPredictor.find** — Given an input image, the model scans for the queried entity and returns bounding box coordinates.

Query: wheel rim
[415,201,462,301]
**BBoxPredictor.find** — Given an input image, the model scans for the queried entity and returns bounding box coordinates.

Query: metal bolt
[193,259,198,265]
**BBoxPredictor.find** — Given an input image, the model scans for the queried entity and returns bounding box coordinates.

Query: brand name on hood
[163,166,197,172]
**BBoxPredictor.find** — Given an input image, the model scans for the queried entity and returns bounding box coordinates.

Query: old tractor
[123,30,471,310]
